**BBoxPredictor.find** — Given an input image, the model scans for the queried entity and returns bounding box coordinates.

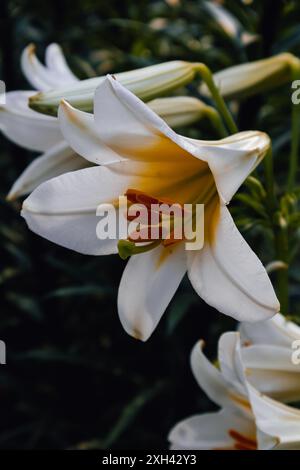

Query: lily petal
[117,243,186,341]
[247,384,300,450]
[94,77,270,202]
[191,131,270,204]
[224,332,300,450]
[92,75,210,161]
[240,313,300,347]
[7,142,88,200]
[188,205,279,323]
[190,340,235,409]
[0,91,61,152]
[218,332,248,397]
[21,162,144,255]
[93,76,178,160]
[21,43,77,91]
[21,157,207,256]
[169,409,255,450]
[45,43,78,82]
[58,100,124,165]
[241,345,300,402]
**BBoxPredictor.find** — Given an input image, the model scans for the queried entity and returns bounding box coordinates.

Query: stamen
[125,189,185,213]
[125,188,186,245]
[228,429,257,450]
[118,182,217,259]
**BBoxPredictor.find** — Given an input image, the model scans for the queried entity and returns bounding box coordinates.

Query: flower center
[117,157,218,260]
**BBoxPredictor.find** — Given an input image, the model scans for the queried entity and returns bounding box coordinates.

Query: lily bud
[200,53,300,100]
[29,61,199,116]
[147,96,211,128]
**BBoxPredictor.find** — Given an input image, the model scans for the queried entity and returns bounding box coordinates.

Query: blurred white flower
[240,313,300,402]
[22,76,278,341]
[1,44,86,200]
[169,331,300,450]
[204,1,257,45]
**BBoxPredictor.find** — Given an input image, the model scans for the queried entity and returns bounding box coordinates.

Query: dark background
[0,0,300,449]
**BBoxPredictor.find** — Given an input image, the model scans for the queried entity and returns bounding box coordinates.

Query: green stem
[263,147,277,212]
[205,107,228,138]
[262,147,290,312]
[118,239,161,260]
[274,214,289,314]
[288,58,300,190]
[195,63,238,135]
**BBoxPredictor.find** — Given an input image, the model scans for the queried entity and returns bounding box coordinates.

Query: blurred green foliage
[1,0,300,449]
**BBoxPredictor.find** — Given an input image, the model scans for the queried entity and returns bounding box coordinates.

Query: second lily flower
[22,76,279,340]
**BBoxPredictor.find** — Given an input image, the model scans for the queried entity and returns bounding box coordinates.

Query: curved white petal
[45,43,78,82]
[93,76,191,162]
[223,333,300,450]
[239,313,300,347]
[117,243,186,341]
[58,100,124,165]
[190,340,235,409]
[21,161,144,255]
[21,43,77,91]
[241,345,300,403]
[218,332,248,397]
[169,409,255,450]
[188,205,279,322]
[245,370,300,404]
[190,131,270,204]
[242,344,300,373]
[7,142,89,200]
[0,91,61,152]
[247,384,300,450]
[94,77,270,202]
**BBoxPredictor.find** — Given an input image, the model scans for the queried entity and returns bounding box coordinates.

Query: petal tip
[59,99,85,128]
[26,43,36,60]
[6,190,17,202]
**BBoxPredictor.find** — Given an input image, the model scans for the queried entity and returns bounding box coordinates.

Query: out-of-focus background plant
[1,0,300,449]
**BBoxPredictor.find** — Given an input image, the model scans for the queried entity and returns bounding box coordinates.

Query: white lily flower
[22,76,279,341]
[0,44,78,155]
[200,53,300,100]
[1,44,87,200]
[169,332,300,450]
[240,313,300,403]
[1,45,212,200]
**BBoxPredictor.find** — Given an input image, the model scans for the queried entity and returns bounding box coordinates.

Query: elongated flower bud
[147,96,211,127]
[200,53,300,100]
[29,61,199,116]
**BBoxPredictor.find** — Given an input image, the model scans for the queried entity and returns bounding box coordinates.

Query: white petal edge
[117,243,186,341]
[188,205,279,322]
[169,409,255,450]
[45,43,78,82]
[0,91,61,152]
[58,100,125,165]
[94,76,270,203]
[7,142,89,200]
[239,313,300,347]
[21,43,77,91]
[21,162,145,255]
[190,340,237,409]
